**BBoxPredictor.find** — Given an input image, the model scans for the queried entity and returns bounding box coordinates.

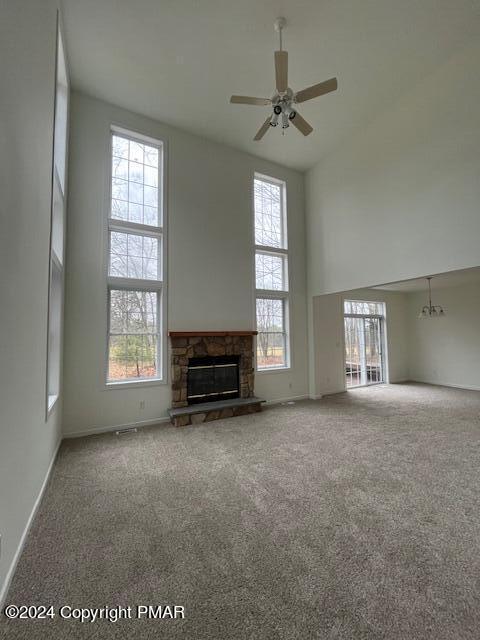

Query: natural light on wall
[253,174,290,370]
[106,130,165,383]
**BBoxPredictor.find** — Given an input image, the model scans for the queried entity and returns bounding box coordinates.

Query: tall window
[47,17,69,414]
[254,174,290,370]
[107,129,165,383]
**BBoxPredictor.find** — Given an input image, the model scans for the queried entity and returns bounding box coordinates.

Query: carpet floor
[2,383,480,639]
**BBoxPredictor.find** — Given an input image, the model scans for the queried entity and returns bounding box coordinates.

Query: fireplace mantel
[169,331,257,338]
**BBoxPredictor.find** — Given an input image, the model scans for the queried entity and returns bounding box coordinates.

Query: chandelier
[418,277,445,318]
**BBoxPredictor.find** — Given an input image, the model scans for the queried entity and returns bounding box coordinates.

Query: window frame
[104,126,168,388]
[253,172,291,372]
[46,13,69,417]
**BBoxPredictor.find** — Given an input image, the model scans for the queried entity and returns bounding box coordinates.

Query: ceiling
[61,0,480,171]
[373,266,480,293]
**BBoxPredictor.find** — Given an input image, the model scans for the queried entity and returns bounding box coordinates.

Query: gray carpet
[2,383,480,639]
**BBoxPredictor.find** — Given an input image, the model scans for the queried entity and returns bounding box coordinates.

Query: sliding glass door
[344,301,386,388]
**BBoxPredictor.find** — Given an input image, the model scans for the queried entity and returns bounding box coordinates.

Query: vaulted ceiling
[62,0,480,171]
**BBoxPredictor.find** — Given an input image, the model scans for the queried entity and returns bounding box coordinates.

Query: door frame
[343,312,387,389]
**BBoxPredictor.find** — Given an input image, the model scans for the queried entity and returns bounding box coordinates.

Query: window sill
[104,378,168,390]
[256,366,291,374]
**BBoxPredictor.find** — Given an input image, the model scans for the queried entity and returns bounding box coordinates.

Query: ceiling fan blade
[230,95,271,106]
[295,77,338,103]
[291,111,313,136]
[253,117,271,141]
[274,50,288,93]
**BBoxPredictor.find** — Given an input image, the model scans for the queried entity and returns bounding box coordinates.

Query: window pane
[112,135,129,158]
[344,300,385,315]
[129,141,144,163]
[110,290,157,334]
[256,298,286,369]
[255,252,287,291]
[254,178,283,248]
[129,181,143,205]
[112,199,128,220]
[144,206,158,226]
[108,335,158,380]
[109,231,160,280]
[129,161,143,184]
[51,175,64,264]
[54,29,68,194]
[112,157,128,180]
[111,134,161,226]
[144,185,158,208]
[108,290,158,381]
[48,261,62,398]
[144,165,158,187]
[144,146,158,168]
[112,177,128,201]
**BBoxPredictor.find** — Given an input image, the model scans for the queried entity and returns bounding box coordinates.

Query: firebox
[187,355,240,405]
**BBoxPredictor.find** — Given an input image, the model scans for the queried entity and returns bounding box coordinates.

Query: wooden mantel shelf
[169,330,258,337]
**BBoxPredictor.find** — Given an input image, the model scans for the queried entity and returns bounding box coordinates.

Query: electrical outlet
[139,400,145,410]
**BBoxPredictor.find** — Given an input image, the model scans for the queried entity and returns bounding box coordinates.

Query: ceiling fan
[230,17,338,141]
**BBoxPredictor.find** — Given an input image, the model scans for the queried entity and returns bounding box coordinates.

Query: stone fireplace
[168,331,262,426]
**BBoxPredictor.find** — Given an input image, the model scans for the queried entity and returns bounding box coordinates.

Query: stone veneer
[170,333,255,408]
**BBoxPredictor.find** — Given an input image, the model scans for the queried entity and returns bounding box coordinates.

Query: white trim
[107,277,163,291]
[255,244,288,256]
[255,289,289,299]
[253,172,291,373]
[109,218,163,237]
[0,439,61,609]
[103,127,168,388]
[111,124,163,148]
[264,394,309,405]
[104,377,168,390]
[45,12,69,419]
[64,415,171,439]
[409,379,480,392]
[256,365,291,374]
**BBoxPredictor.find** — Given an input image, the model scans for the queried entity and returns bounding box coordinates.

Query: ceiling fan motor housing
[271,88,296,127]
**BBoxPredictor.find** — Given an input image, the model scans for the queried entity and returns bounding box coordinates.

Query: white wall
[311,288,408,397]
[407,281,480,391]
[0,0,63,601]
[63,92,308,435]
[306,40,480,296]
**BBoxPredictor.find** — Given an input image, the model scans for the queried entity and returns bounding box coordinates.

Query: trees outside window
[253,175,290,370]
[107,130,165,383]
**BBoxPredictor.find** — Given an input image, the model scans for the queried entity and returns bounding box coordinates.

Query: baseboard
[264,394,309,406]
[309,394,323,400]
[0,438,61,609]
[64,415,171,439]
[321,389,347,397]
[409,378,480,392]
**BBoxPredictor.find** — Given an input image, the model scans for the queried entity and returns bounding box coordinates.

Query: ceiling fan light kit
[230,17,338,141]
